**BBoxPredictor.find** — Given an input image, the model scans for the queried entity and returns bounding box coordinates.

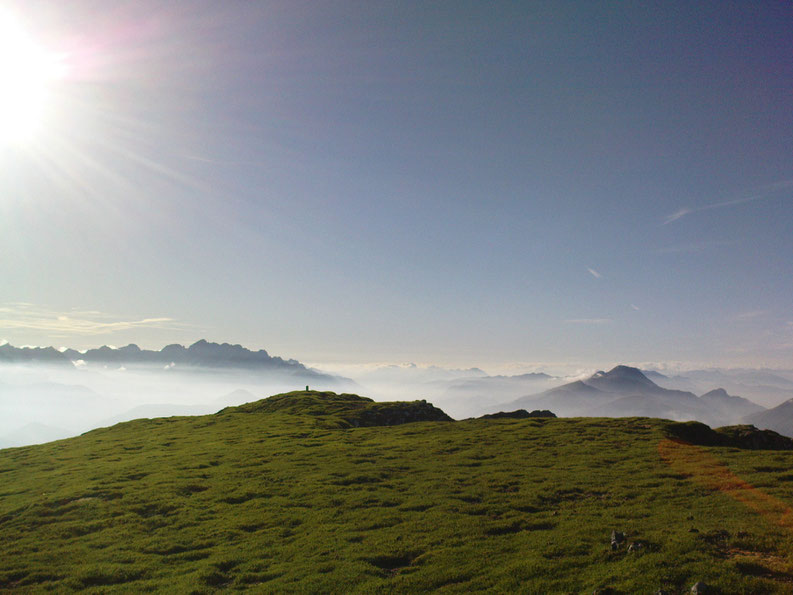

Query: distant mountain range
[0,339,342,381]
[505,365,765,428]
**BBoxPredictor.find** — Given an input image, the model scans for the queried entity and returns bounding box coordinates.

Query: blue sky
[1,1,791,369]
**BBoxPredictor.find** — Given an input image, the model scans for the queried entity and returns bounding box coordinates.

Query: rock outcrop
[478,409,556,420]
[665,421,793,450]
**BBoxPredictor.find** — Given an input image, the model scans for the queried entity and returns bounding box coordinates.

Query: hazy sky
[1,1,791,369]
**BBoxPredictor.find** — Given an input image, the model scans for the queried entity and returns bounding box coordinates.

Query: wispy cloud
[630,304,640,311]
[587,268,602,279]
[663,180,793,225]
[663,208,693,224]
[0,304,180,336]
[564,318,612,325]
[734,310,767,321]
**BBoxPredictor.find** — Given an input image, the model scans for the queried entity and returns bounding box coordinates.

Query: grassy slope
[1,391,793,593]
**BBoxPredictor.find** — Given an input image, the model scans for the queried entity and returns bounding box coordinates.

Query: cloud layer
[0,303,178,336]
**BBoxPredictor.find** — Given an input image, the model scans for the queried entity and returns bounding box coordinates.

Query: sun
[0,12,64,145]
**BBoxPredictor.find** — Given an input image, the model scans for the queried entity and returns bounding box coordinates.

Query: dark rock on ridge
[665,421,793,450]
[478,409,556,420]
[345,400,452,427]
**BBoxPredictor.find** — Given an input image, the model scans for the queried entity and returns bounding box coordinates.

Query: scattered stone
[627,542,643,552]
[691,581,711,593]
[610,530,626,549]
[689,527,699,533]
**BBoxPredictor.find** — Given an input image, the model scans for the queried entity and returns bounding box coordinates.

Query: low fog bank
[311,362,572,419]
[0,359,578,446]
[0,362,356,448]
[3,358,793,448]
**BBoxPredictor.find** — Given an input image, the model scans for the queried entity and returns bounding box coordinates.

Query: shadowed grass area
[1,391,793,592]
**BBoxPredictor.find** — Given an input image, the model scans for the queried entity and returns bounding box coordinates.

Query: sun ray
[0,11,65,145]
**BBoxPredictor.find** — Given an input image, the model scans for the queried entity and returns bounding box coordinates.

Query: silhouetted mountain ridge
[65,339,305,370]
[0,343,71,365]
[1,340,343,382]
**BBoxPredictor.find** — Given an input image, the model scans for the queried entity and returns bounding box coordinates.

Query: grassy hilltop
[2,391,793,593]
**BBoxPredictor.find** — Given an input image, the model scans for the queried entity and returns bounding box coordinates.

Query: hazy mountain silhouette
[505,365,765,426]
[518,380,616,415]
[700,388,764,423]
[646,368,793,408]
[743,399,793,438]
[443,372,554,393]
[435,372,561,418]
[641,369,670,382]
[0,343,72,365]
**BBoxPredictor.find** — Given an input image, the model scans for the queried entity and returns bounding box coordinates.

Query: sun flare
[0,13,64,144]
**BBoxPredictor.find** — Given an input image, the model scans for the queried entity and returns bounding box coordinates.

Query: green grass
[2,391,793,593]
